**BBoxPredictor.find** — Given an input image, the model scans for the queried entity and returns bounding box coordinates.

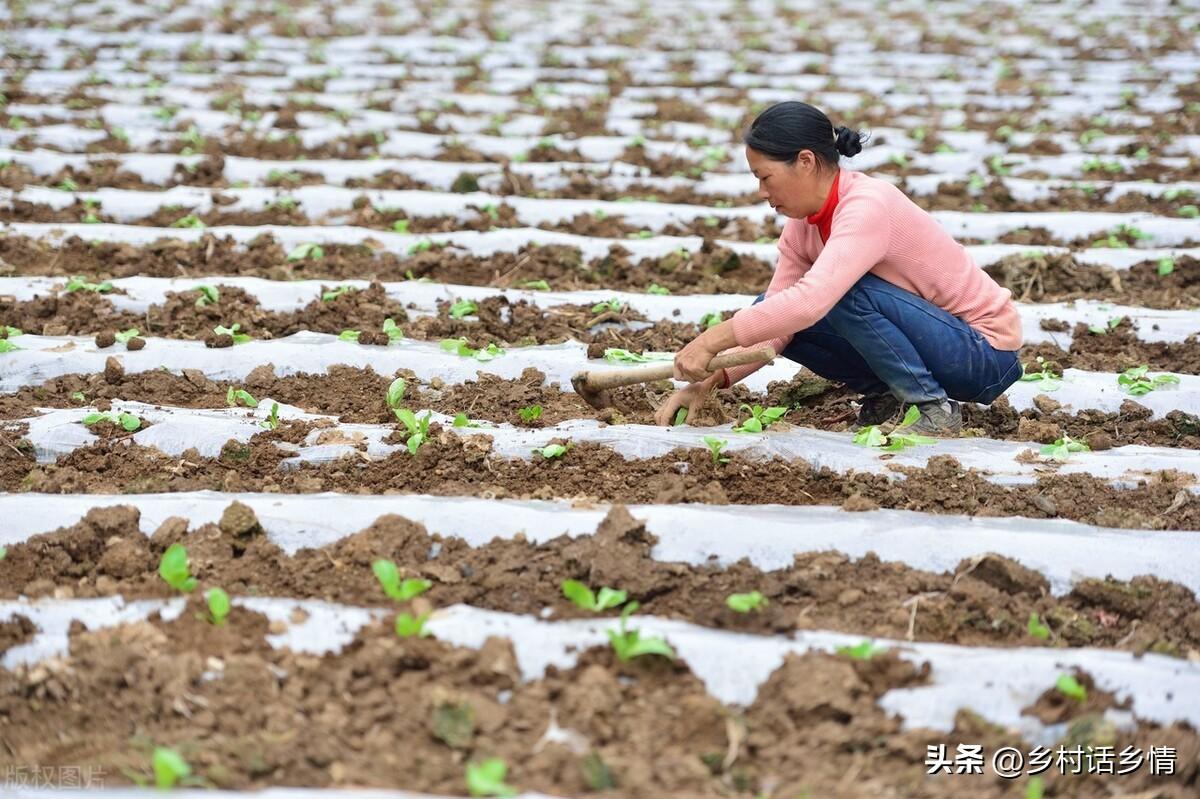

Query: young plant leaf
[517,405,542,422]
[395,611,430,638]
[448,298,478,319]
[158,543,197,593]
[206,587,231,625]
[536,443,568,459]
[226,387,259,408]
[702,436,730,464]
[152,747,191,790]
[1056,673,1087,702]
[1027,612,1050,640]
[836,640,885,660]
[114,328,140,344]
[726,591,768,613]
[372,559,432,601]
[386,377,407,409]
[466,758,517,798]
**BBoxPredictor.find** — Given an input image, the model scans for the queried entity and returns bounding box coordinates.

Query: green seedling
[448,298,478,319]
[703,436,730,464]
[1040,434,1089,461]
[395,611,430,638]
[260,402,280,430]
[269,195,298,211]
[726,591,768,613]
[1178,205,1198,218]
[1027,612,1050,640]
[70,391,86,403]
[606,602,675,662]
[1056,673,1087,702]
[602,348,673,364]
[3,326,21,337]
[158,543,197,592]
[371,559,432,601]
[440,338,504,362]
[394,408,432,454]
[700,311,724,329]
[408,239,436,254]
[1018,356,1062,391]
[517,405,542,422]
[338,330,361,341]
[0,339,19,353]
[672,407,687,426]
[647,283,671,295]
[206,587,231,625]
[213,323,251,344]
[382,318,404,342]
[386,377,407,409]
[169,213,205,229]
[1118,365,1180,395]
[1026,776,1044,799]
[452,413,483,428]
[1087,315,1124,335]
[466,758,517,798]
[733,404,788,433]
[82,411,142,432]
[226,387,258,408]
[836,640,886,660]
[65,275,114,293]
[56,177,79,192]
[536,443,569,459]
[1157,257,1176,277]
[627,229,654,239]
[193,284,219,307]
[321,285,355,302]
[0,546,5,560]
[853,405,938,451]
[519,279,550,290]
[561,579,627,612]
[287,243,324,261]
[115,328,140,344]
[152,747,191,789]
[391,218,410,233]
[591,298,624,314]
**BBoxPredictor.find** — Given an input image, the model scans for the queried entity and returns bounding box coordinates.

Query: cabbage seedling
[536,443,569,459]
[561,579,627,612]
[591,298,624,314]
[213,323,251,344]
[452,413,483,428]
[519,279,550,290]
[733,404,788,433]
[338,329,360,341]
[152,747,191,789]
[603,348,672,364]
[606,602,675,661]
[1040,434,1089,461]
[1117,365,1180,396]
[260,402,280,430]
[1018,356,1062,391]
[700,311,723,329]
[1157,257,1176,276]
[372,559,432,601]
[1086,316,1123,335]
[836,640,885,660]
[0,339,19,353]
[726,591,768,613]
[440,338,504,362]
[395,611,430,638]
[382,318,404,342]
[386,377,407,409]
[65,275,114,293]
[647,283,671,295]
[169,213,205,228]
[517,405,542,422]
[114,328,140,344]
[226,387,258,408]
[449,298,478,319]
[672,407,687,426]
[0,546,5,560]
[193,284,219,307]
[3,327,21,337]
[391,219,410,233]
[82,411,142,431]
[703,436,730,464]
[854,406,938,452]
[321,285,355,302]
[206,587,230,625]
[466,758,517,798]
[394,408,432,453]
[1027,612,1050,640]
[287,242,324,261]
[159,543,197,592]
[1055,673,1087,702]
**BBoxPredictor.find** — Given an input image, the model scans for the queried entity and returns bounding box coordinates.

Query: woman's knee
[962,353,1022,405]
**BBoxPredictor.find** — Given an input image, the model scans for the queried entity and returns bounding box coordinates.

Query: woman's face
[745,145,822,218]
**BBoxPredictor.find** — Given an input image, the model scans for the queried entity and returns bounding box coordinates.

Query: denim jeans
[754,273,1022,405]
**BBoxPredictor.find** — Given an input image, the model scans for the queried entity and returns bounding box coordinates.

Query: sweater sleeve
[717,223,809,388]
[730,192,890,348]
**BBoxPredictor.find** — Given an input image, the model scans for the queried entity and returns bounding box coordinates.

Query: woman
[654,101,1024,435]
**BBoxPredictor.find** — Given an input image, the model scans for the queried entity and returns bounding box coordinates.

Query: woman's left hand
[674,320,738,382]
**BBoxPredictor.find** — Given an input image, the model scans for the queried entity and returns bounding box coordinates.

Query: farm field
[1,0,1199,797]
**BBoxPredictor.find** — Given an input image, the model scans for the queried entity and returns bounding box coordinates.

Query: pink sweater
[722,169,1023,387]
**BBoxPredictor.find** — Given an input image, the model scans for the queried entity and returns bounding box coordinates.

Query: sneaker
[907,399,962,436]
[856,392,901,426]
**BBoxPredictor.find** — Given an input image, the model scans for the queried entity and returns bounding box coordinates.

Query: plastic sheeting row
[0,490,1196,595]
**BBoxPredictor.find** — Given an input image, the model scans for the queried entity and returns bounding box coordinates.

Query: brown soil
[4,605,1195,797]
[3,503,1198,656]
[985,252,1200,310]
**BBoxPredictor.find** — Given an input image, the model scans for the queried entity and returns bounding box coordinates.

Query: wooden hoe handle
[582,346,776,391]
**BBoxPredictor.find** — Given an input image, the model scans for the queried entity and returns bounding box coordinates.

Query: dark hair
[743,101,868,168]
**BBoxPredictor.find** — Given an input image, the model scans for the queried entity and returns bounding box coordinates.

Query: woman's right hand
[654,371,723,427]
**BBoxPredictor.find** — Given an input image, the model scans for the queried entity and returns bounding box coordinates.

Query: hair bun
[834,125,864,158]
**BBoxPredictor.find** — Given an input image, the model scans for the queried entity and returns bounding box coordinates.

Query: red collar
[806,170,841,244]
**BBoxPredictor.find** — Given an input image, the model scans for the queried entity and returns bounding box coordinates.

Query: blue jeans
[755,273,1021,405]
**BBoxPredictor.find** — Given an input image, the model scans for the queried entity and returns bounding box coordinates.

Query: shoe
[906,399,962,436]
[856,392,901,426]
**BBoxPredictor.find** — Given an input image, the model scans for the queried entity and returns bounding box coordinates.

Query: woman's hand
[654,372,722,427]
[673,319,738,382]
